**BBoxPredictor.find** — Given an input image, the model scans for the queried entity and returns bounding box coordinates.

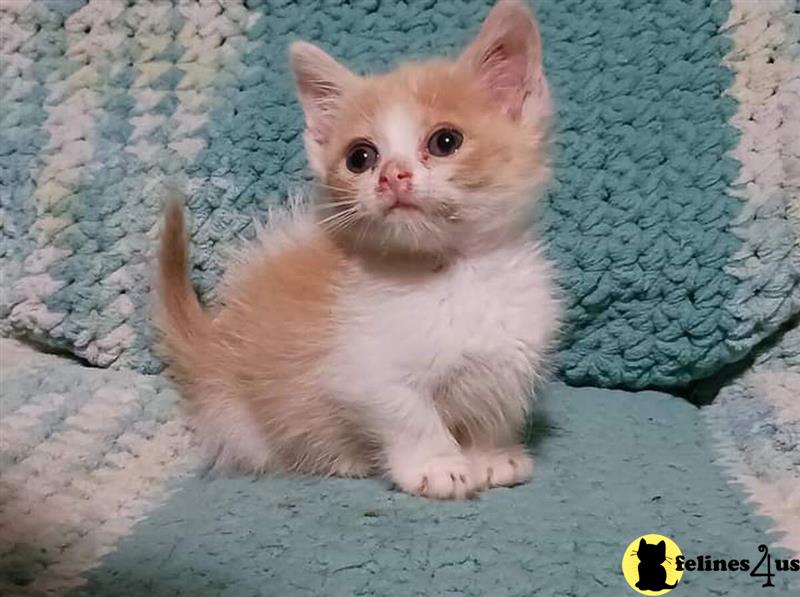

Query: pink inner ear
[307,93,340,145]
[291,41,357,148]
[478,43,531,119]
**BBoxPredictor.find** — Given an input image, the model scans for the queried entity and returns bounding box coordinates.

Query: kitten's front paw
[470,445,533,489]
[391,453,480,500]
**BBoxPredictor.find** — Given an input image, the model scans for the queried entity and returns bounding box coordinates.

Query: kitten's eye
[427,127,463,157]
[345,143,379,173]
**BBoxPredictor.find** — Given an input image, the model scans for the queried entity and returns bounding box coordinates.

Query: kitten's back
[156,204,369,474]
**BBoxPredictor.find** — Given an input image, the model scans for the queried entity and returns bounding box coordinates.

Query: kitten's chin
[329,216,454,260]
[319,191,538,259]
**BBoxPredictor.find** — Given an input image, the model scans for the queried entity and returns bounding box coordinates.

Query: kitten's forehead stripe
[378,104,421,163]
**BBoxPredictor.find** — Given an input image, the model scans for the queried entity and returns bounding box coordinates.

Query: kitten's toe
[391,453,480,500]
[470,445,533,489]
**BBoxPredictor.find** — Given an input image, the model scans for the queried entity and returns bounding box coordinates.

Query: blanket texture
[2,0,797,389]
[1,0,799,595]
[2,339,799,597]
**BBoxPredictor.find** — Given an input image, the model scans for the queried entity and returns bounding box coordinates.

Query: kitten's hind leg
[467,444,534,489]
[374,387,481,500]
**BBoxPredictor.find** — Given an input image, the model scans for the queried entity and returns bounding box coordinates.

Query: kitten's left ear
[458,0,549,124]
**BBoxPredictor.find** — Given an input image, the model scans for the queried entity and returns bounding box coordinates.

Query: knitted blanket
[1,0,799,595]
[2,338,799,596]
[2,0,797,390]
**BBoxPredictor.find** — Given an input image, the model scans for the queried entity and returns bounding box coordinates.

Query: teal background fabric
[3,0,796,390]
[2,336,796,596]
[75,384,799,597]
[540,0,742,388]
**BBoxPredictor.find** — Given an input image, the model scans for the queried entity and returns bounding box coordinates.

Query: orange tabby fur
[158,203,377,475]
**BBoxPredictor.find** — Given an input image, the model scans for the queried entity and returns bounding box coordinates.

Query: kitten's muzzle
[378,159,419,211]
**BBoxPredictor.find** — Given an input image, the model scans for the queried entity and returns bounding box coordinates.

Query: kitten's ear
[458,0,549,124]
[657,541,666,552]
[639,538,647,550]
[290,41,358,173]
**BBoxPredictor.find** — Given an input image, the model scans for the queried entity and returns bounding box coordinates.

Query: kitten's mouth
[386,198,422,213]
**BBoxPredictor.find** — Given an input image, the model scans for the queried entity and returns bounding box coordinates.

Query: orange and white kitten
[157,0,559,499]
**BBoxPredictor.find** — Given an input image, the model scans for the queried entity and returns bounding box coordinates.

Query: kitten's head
[637,539,667,564]
[291,0,551,256]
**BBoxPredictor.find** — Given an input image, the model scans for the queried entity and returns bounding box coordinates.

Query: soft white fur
[379,105,421,165]
[209,197,560,496]
[317,91,557,496]
[326,237,559,497]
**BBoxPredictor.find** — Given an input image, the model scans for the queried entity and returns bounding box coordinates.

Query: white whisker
[317,207,358,227]
[317,182,358,194]
[318,199,360,209]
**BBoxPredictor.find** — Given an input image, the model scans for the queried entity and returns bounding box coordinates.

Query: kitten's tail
[156,198,213,369]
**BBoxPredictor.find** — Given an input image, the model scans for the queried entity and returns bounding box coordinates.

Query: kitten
[157,0,560,500]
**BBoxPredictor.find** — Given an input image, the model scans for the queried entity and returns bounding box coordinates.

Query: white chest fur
[328,240,560,398]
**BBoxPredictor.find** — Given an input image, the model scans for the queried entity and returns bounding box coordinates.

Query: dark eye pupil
[428,127,463,157]
[346,143,377,173]
[437,133,455,151]
[351,150,368,169]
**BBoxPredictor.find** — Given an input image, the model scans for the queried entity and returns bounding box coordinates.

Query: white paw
[470,445,534,489]
[391,453,480,500]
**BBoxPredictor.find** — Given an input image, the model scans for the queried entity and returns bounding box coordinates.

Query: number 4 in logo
[751,544,776,588]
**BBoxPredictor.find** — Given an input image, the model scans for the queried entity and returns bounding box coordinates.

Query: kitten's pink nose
[378,160,413,194]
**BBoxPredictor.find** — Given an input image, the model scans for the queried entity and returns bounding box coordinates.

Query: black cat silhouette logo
[622,534,684,595]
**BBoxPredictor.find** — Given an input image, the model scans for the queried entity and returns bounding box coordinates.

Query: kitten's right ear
[638,538,647,550]
[290,42,358,174]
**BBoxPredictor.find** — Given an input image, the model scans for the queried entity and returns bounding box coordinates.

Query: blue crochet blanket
[2,339,798,596]
[1,0,798,595]
[2,0,797,389]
